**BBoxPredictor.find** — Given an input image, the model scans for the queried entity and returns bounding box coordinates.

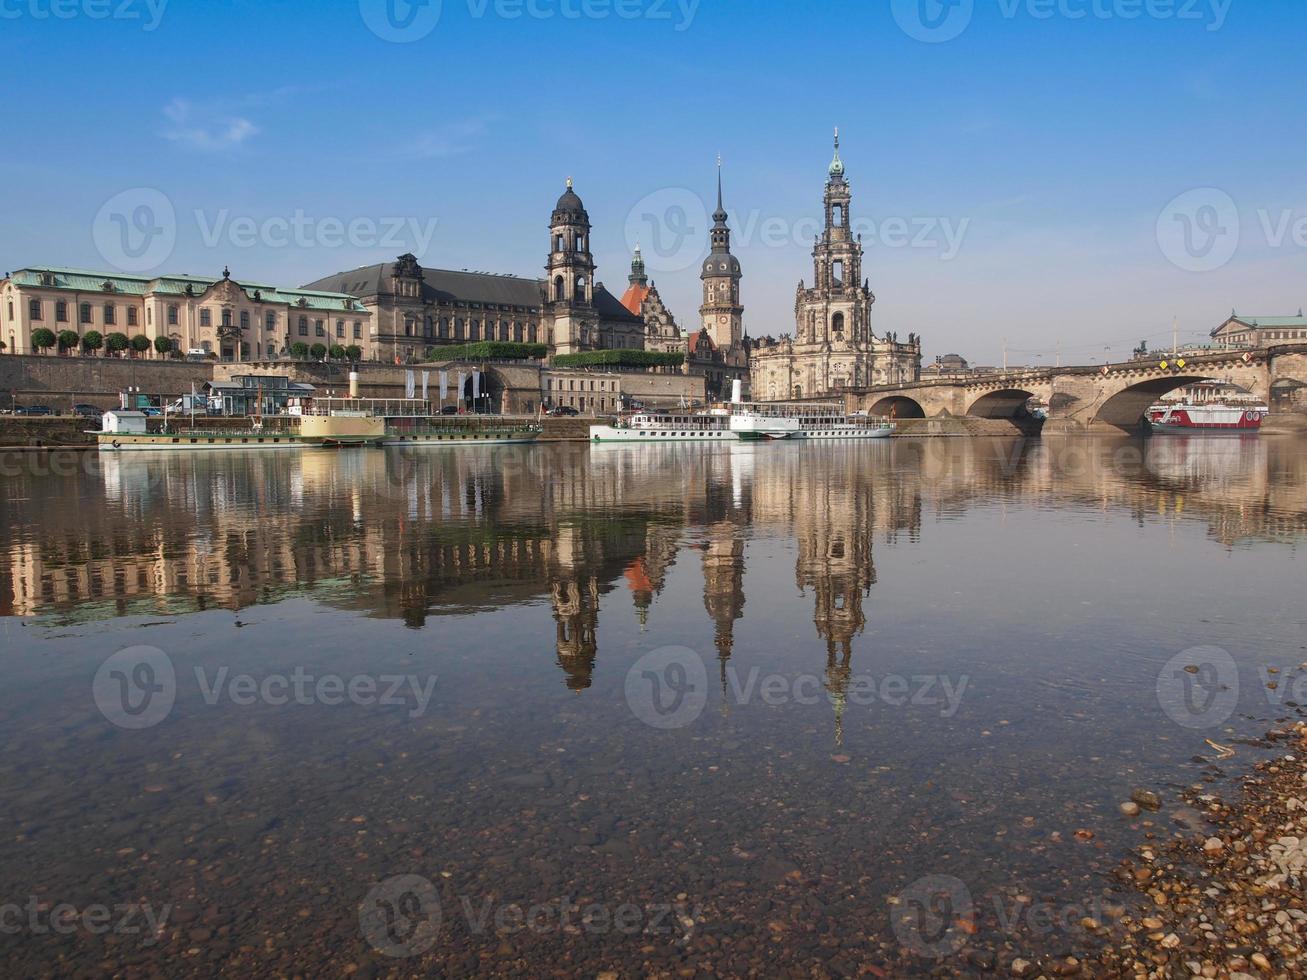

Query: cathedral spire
[829,126,844,178]
[629,243,647,287]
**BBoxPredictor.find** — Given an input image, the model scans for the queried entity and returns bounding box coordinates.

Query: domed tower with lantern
[545,178,600,355]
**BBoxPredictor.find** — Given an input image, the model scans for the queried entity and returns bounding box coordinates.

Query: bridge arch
[868,395,925,419]
[967,388,1037,419]
[1095,375,1252,429]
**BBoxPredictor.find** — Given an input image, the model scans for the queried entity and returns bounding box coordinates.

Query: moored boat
[1147,402,1267,434]
[96,411,307,452]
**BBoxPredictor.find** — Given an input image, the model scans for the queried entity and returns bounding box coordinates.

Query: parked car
[15,405,53,416]
[440,405,461,416]
[140,407,163,417]
[71,403,102,419]
[549,405,580,417]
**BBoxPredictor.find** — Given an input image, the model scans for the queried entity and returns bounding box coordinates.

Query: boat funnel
[349,371,360,398]
[731,379,743,405]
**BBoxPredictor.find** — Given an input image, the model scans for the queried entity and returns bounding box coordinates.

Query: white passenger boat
[743,402,896,440]
[590,410,737,443]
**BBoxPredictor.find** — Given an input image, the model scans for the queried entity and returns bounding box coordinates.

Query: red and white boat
[1147,402,1266,434]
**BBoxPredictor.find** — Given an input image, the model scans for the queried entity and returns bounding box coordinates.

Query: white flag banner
[457,372,466,406]
[472,370,481,401]
[439,371,448,402]
[405,370,416,400]
[421,370,430,402]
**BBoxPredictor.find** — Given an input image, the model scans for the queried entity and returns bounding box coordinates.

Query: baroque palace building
[304,179,647,364]
[0,265,371,359]
[750,131,922,400]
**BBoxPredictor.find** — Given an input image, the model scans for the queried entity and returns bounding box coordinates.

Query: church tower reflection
[702,521,746,697]
[793,462,877,744]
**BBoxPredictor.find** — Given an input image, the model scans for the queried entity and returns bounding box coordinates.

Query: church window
[832,261,844,285]
[127,307,137,327]
[554,276,565,301]
[469,319,479,341]
[168,305,179,325]
[200,308,212,327]
[555,235,565,252]
[455,318,464,340]
[832,204,843,226]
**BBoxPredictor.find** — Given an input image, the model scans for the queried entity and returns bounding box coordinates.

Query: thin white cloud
[404,118,496,160]
[162,98,259,152]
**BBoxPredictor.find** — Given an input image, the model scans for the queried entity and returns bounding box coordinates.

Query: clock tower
[699,158,743,350]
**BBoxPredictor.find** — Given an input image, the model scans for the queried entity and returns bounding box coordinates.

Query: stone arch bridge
[846,345,1307,431]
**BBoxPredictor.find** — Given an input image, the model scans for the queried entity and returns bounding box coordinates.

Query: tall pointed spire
[829,126,845,178]
[713,153,727,224]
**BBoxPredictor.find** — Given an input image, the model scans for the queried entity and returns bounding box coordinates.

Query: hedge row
[551,350,685,369]
[423,342,548,362]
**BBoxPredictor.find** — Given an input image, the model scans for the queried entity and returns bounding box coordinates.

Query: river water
[1,436,1304,976]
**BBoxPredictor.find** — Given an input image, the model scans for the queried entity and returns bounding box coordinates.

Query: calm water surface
[1,436,1305,976]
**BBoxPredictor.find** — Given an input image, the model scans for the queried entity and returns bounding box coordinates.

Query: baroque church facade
[750,133,922,401]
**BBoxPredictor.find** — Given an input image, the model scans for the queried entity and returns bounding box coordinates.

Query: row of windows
[24,300,140,328]
[296,318,364,339]
[16,300,367,338]
[547,378,617,392]
[398,317,540,343]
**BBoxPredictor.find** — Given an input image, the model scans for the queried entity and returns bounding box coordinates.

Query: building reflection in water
[2,437,1307,704]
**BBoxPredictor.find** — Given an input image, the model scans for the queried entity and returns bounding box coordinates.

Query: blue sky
[1,0,1304,364]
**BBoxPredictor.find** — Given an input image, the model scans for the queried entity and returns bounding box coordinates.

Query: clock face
[719,316,727,324]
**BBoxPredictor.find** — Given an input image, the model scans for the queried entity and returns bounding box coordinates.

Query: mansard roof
[304,262,643,323]
[7,265,366,312]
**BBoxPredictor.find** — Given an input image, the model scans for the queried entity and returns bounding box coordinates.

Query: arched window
[555,235,564,252]
[832,204,843,227]
[832,312,845,336]
[167,305,178,325]
[832,261,844,286]
[575,275,587,297]
[554,276,565,301]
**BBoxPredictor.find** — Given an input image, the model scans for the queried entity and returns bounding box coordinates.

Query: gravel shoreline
[1052,721,1306,980]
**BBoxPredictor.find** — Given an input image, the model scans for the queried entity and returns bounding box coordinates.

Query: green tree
[154,335,173,357]
[81,331,104,355]
[345,344,362,362]
[329,344,346,360]
[57,330,80,354]
[31,328,56,353]
[130,334,151,357]
[290,341,309,359]
[310,343,327,360]
[105,332,130,356]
